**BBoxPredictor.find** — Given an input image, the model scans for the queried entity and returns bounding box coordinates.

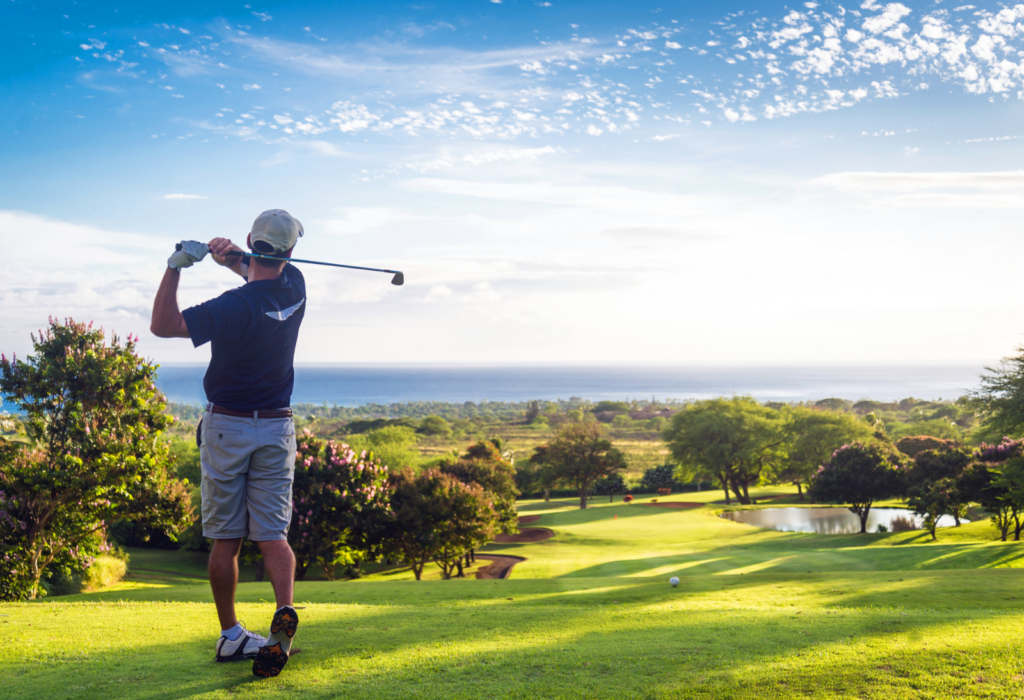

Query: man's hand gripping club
[168,240,211,271]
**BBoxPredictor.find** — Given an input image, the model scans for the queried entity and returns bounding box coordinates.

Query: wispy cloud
[811,169,1024,207]
[161,193,207,200]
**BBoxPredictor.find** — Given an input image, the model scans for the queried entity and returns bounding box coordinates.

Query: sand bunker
[494,527,554,543]
[518,515,542,525]
[475,555,526,580]
[642,502,702,508]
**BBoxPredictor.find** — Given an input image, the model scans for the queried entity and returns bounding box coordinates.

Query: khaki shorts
[199,409,297,541]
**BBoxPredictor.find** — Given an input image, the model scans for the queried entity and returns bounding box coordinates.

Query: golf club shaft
[224,250,400,276]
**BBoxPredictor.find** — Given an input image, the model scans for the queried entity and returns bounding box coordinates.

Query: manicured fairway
[6,489,1024,699]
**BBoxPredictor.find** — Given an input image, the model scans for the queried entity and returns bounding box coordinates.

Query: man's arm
[209,237,248,278]
[151,268,191,338]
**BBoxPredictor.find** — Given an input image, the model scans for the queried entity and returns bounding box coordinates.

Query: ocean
[151,364,987,406]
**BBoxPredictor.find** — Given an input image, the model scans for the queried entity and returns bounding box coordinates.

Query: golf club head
[391,271,405,286]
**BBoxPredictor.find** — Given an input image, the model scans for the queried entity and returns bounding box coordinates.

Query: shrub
[83,555,129,591]
[657,487,671,497]
[418,415,452,438]
[641,465,677,492]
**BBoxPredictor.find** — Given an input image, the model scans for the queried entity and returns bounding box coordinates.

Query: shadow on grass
[14,578,1024,700]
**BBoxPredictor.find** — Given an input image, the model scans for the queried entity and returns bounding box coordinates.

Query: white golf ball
[669,576,680,587]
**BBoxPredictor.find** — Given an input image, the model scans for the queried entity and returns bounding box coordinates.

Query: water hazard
[720,507,965,534]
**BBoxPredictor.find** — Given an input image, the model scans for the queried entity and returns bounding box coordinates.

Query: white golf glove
[168,241,210,271]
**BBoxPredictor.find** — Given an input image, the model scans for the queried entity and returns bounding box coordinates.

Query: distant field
[417,422,667,480]
[9,489,1024,699]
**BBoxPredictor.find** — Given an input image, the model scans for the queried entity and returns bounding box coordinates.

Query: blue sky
[3,0,1024,364]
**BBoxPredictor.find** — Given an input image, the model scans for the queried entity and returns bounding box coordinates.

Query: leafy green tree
[969,439,1024,541]
[640,464,676,492]
[543,422,628,509]
[439,440,519,535]
[592,401,630,414]
[663,397,785,505]
[904,448,973,540]
[289,431,392,580]
[0,319,193,599]
[417,415,452,438]
[808,443,908,534]
[518,447,563,502]
[968,351,1024,438]
[347,426,420,470]
[910,448,974,528]
[524,401,541,423]
[780,408,877,500]
[611,414,634,429]
[886,419,963,442]
[595,473,627,502]
[382,469,496,580]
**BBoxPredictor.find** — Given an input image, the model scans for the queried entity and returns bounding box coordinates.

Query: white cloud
[813,170,1024,192]
[243,84,261,90]
[424,285,453,302]
[162,193,208,200]
[463,146,558,166]
[586,124,603,136]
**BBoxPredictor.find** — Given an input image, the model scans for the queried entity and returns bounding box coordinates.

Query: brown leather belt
[210,405,293,419]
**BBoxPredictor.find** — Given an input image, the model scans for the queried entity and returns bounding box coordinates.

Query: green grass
[8,487,1024,699]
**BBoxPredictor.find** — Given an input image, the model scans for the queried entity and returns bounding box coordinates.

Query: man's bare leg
[209,538,243,630]
[257,540,295,609]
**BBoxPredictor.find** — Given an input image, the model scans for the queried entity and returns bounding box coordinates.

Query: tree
[808,443,908,534]
[640,465,676,493]
[519,447,563,502]
[911,448,974,527]
[418,415,452,438]
[289,431,392,580]
[0,319,193,599]
[347,426,420,470]
[439,440,519,574]
[904,448,973,540]
[381,469,496,580]
[524,401,541,424]
[968,350,1024,438]
[969,439,1024,541]
[592,401,630,414]
[663,397,785,505]
[595,473,627,502]
[780,408,877,500]
[543,422,627,509]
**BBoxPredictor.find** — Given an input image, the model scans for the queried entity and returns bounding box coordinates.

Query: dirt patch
[518,515,542,525]
[475,555,526,580]
[642,502,703,509]
[494,527,554,543]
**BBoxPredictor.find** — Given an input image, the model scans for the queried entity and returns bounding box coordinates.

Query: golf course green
[7,488,1024,699]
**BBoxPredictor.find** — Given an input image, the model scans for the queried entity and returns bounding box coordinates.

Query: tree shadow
[14,580,1024,700]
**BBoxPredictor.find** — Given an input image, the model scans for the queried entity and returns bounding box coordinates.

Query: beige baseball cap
[250,209,303,255]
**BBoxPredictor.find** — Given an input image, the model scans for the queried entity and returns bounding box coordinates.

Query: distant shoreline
[149,364,987,407]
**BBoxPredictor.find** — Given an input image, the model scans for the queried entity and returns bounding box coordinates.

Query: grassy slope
[6,488,1024,699]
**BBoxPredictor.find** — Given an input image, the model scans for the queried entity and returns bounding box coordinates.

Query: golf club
[175,242,404,285]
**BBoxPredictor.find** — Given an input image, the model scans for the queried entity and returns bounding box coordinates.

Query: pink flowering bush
[974,437,1024,463]
[289,430,391,580]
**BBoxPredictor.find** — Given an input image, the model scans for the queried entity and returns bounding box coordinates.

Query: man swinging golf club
[150,209,305,678]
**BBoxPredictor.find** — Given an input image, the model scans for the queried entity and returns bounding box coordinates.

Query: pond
[720,507,966,534]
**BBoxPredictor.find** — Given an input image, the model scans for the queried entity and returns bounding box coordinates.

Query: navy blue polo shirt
[182,263,306,411]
